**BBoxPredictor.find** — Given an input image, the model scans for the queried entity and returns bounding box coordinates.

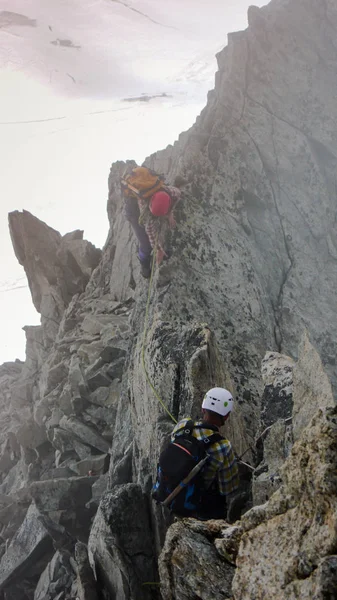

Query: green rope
[141,242,178,424]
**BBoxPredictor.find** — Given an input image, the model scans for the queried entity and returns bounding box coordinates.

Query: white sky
[0,0,266,364]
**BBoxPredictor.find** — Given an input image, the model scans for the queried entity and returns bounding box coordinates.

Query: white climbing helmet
[202,387,234,417]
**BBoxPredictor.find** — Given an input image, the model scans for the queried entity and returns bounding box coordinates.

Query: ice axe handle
[161,456,209,508]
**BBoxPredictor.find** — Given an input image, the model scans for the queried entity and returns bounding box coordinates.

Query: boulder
[59,235,102,279]
[10,381,33,412]
[89,473,109,506]
[73,454,109,477]
[89,381,121,408]
[16,420,47,449]
[59,416,110,454]
[88,484,156,600]
[292,333,335,440]
[78,340,105,366]
[0,502,54,591]
[254,336,336,506]
[34,550,76,600]
[252,418,292,505]
[81,315,123,336]
[68,355,89,399]
[159,519,235,600]
[253,351,295,504]
[100,345,126,364]
[105,358,124,381]
[16,476,97,514]
[0,455,30,495]
[232,406,337,599]
[40,467,77,480]
[260,351,295,428]
[51,427,91,458]
[8,211,101,346]
[75,541,99,600]
[39,361,69,398]
[0,440,17,475]
[86,366,113,392]
[82,404,116,431]
[58,384,73,416]
[22,326,45,378]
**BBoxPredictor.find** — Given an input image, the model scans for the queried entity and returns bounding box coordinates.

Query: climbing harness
[141,240,177,424]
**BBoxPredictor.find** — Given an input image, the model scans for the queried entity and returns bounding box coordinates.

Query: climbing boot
[138,255,152,279]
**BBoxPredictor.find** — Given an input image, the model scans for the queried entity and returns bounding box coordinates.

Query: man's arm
[217,441,240,496]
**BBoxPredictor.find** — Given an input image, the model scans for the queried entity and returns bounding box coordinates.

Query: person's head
[150,191,172,216]
[201,387,234,427]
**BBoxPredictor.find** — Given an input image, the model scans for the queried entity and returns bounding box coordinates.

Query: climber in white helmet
[170,387,239,520]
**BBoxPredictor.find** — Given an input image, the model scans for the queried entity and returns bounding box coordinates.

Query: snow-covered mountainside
[1,0,259,98]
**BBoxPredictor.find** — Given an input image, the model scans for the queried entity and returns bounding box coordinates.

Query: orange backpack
[121,166,165,200]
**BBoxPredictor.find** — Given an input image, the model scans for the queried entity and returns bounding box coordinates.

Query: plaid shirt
[164,185,181,204]
[171,418,239,496]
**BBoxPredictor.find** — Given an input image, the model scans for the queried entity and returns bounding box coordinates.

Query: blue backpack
[152,420,222,516]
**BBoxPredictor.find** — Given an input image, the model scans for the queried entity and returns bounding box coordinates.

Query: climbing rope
[141,241,178,424]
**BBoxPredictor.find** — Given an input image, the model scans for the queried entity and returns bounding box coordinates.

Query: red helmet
[150,191,171,216]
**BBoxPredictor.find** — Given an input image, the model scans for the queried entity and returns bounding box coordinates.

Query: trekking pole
[161,456,209,508]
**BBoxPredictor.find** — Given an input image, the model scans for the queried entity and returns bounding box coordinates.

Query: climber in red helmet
[143,187,181,265]
[123,167,185,277]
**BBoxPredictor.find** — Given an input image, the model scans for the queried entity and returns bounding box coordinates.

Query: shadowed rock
[75,541,99,600]
[0,503,53,591]
[88,484,156,600]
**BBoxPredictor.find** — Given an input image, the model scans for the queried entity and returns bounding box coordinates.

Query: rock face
[0,503,54,593]
[88,485,156,600]
[146,0,337,399]
[1,0,337,598]
[233,405,337,599]
[292,333,335,440]
[159,519,235,600]
[8,211,102,346]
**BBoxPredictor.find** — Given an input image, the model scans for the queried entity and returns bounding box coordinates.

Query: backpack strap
[183,419,194,434]
[194,422,219,433]
[173,419,194,439]
[174,420,221,439]
[173,420,222,450]
[201,432,223,449]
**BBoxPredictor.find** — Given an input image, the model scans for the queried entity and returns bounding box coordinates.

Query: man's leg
[198,483,227,520]
[124,197,152,258]
[124,197,152,277]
